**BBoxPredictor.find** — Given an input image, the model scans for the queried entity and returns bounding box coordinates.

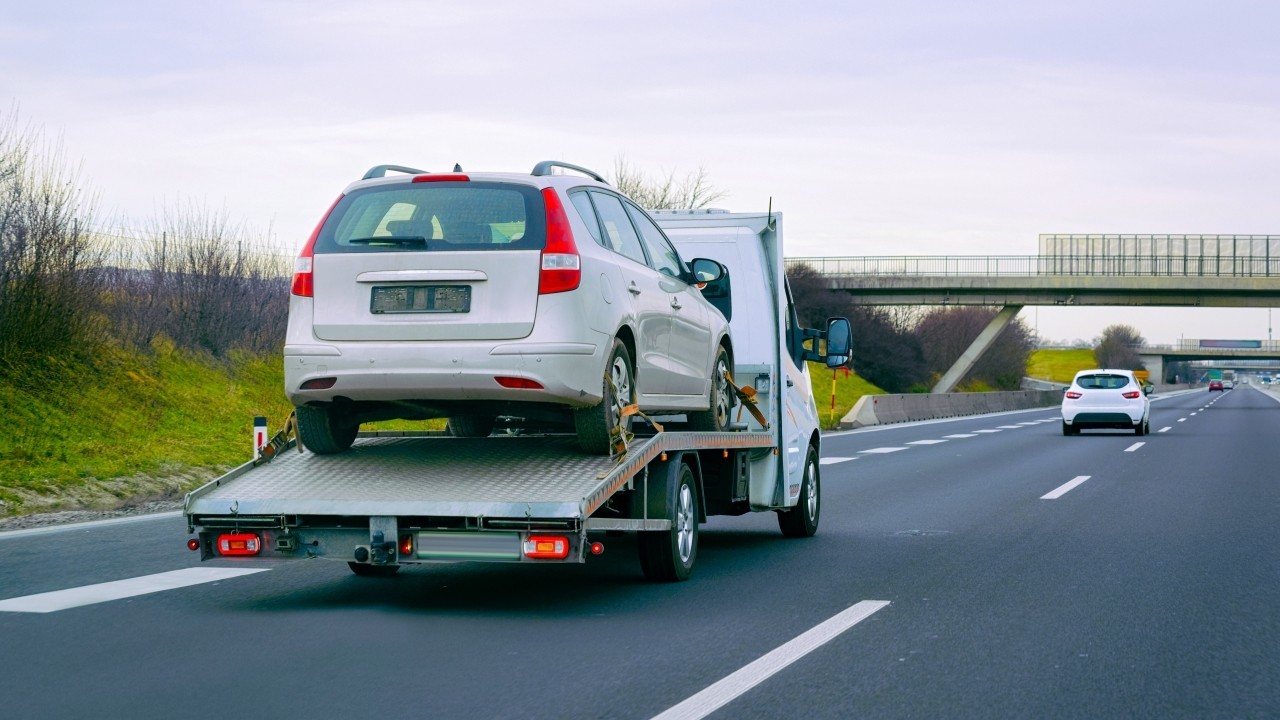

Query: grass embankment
[807,363,884,430]
[1027,348,1097,383]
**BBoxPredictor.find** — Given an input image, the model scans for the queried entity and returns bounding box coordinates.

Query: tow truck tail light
[291,195,343,298]
[523,534,570,560]
[1122,391,1141,399]
[1065,391,1082,399]
[217,532,262,556]
[538,188,580,295]
[399,534,414,557]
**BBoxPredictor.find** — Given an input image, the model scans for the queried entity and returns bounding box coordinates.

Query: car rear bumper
[1062,404,1146,426]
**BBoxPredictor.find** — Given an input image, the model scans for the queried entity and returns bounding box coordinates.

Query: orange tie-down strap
[254,410,302,466]
[724,371,770,430]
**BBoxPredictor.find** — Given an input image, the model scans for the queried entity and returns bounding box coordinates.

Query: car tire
[1061,420,1078,436]
[447,415,495,438]
[778,445,820,538]
[687,345,735,432]
[574,339,634,455]
[1134,419,1146,436]
[296,405,358,454]
[347,562,400,577]
[638,463,699,582]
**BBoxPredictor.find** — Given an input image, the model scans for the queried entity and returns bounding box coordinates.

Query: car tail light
[538,187,580,294]
[1122,391,1140,398]
[495,376,544,389]
[412,173,470,182]
[300,377,337,390]
[523,534,570,560]
[1065,391,1082,399]
[292,195,343,297]
[217,532,261,556]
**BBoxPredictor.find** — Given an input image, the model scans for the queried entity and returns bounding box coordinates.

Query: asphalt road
[1,386,1276,719]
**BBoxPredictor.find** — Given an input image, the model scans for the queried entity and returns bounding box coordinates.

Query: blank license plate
[370,285,471,314]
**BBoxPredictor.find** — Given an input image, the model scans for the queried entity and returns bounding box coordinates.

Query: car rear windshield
[313,181,546,253]
[1077,374,1130,390]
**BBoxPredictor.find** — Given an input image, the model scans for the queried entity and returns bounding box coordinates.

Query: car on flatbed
[286,161,735,455]
[1061,368,1151,436]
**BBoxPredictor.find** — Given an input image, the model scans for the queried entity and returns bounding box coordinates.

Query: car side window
[625,201,687,280]
[587,191,649,266]
[567,190,604,245]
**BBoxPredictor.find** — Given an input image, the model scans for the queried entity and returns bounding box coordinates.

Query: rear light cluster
[291,195,344,298]
[523,534,570,560]
[217,532,261,556]
[1064,391,1082,399]
[538,188,580,295]
[1122,391,1141,399]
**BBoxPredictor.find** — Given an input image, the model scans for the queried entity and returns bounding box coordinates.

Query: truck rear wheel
[687,345,734,432]
[574,340,634,455]
[638,463,699,582]
[296,405,358,454]
[447,415,495,438]
[348,562,400,577]
[778,446,820,538]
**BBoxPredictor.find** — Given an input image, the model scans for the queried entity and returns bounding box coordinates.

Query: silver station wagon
[285,161,735,454]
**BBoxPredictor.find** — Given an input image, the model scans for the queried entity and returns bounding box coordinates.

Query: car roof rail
[362,164,429,180]
[531,160,608,184]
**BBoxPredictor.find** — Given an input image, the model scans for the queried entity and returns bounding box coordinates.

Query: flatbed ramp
[186,431,775,523]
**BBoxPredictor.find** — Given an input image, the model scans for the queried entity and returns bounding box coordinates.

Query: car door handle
[628,282,642,295]
[670,297,682,309]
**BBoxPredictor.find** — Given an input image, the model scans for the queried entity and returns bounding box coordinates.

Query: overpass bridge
[1138,341,1280,383]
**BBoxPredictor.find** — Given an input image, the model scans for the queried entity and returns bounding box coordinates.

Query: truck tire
[347,562,400,577]
[638,463,699,582]
[687,345,734,432]
[447,415,495,438]
[574,340,634,455]
[778,445,820,538]
[296,405,358,454]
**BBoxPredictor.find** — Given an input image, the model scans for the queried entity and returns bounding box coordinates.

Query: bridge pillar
[1139,354,1166,384]
[931,305,1024,394]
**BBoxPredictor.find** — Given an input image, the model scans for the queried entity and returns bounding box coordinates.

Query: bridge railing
[1143,340,1280,353]
[786,255,1280,277]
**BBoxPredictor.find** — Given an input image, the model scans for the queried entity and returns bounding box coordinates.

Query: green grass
[1027,348,1097,383]
[807,363,885,429]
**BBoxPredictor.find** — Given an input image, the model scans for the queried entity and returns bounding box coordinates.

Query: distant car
[1222,380,1235,389]
[1209,380,1224,391]
[1061,369,1151,436]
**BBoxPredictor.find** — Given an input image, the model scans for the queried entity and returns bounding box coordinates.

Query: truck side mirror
[824,317,852,367]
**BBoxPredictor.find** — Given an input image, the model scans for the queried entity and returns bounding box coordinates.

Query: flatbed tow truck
[184,209,850,581]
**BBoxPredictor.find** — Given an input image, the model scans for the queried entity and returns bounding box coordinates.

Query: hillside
[1027,348,1097,383]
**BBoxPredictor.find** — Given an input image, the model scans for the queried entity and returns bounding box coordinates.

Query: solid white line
[819,457,856,466]
[822,405,1059,437]
[1041,475,1091,500]
[1158,426,1171,433]
[973,429,1002,434]
[944,433,977,439]
[1124,442,1145,453]
[649,600,891,720]
[0,510,184,541]
[905,439,947,445]
[859,447,907,454]
[0,567,268,614]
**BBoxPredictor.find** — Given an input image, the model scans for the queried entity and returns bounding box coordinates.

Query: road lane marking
[649,600,890,720]
[819,457,856,466]
[1177,418,1186,422]
[1190,412,1197,416]
[1124,442,1145,452]
[0,510,184,541]
[1158,426,1171,433]
[944,434,977,439]
[905,439,947,445]
[1041,476,1090,500]
[1015,422,1039,426]
[0,567,268,614]
[859,447,907,454]
[996,425,1023,429]
[973,429,1002,434]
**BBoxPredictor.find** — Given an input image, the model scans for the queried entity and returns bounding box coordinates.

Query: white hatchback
[1061,369,1151,436]
[285,161,734,454]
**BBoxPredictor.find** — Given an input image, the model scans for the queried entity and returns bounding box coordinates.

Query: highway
[1,386,1277,719]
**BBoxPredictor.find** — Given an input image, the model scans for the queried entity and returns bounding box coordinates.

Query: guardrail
[787,255,1280,278]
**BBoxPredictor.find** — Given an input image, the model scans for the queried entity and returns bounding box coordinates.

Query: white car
[1223,380,1235,389]
[1061,369,1151,436]
[285,161,734,454]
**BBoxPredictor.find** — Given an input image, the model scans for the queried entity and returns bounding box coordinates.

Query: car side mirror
[689,258,724,284]
[1143,385,1153,395]
[824,317,852,367]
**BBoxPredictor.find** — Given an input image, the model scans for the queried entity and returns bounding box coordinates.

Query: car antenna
[453,163,463,172]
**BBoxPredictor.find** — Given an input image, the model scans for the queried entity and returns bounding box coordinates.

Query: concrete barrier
[839,389,1063,429]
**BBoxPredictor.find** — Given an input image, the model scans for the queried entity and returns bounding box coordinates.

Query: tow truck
[184,209,850,581]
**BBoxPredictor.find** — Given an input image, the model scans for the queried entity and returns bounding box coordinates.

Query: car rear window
[313,181,546,253]
[1077,374,1131,390]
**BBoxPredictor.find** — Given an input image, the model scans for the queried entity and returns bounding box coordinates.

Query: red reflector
[538,187,581,294]
[300,377,337,390]
[412,173,470,182]
[523,534,570,560]
[217,532,262,556]
[589,541,604,556]
[399,535,414,557]
[187,538,201,552]
[1065,391,1082,399]
[495,376,544,389]
[1122,391,1140,398]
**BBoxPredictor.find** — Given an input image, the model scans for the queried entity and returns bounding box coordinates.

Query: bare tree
[609,157,727,210]
[1094,324,1146,370]
[913,307,1036,390]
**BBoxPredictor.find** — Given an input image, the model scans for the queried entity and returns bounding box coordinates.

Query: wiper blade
[346,236,427,246]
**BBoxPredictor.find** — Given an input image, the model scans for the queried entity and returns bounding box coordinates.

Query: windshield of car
[313,181,545,253]
[1076,374,1131,390]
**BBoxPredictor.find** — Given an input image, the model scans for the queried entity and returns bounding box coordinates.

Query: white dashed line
[1041,475,1091,500]
[1158,426,1171,433]
[905,439,948,445]
[996,425,1023,430]
[1016,422,1040,426]
[973,429,1002,434]
[1190,412,1197,416]
[1177,418,1187,422]
[0,567,269,614]
[944,434,977,439]
[819,457,856,466]
[649,600,891,720]
[1124,442,1145,452]
[859,447,907,454]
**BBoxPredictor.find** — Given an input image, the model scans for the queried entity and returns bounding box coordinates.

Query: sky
[2,0,1278,343]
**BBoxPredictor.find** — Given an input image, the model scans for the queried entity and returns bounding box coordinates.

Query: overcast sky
[3,1,1278,343]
